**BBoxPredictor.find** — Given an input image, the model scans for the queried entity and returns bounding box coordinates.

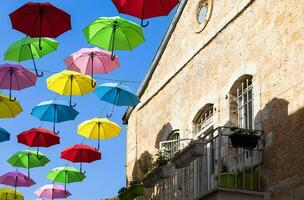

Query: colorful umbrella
[112,0,179,27]
[83,16,144,60]
[34,184,71,200]
[61,144,101,173]
[7,150,49,178]
[47,70,96,107]
[78,118,121,150]
[0,64,37,101]
[4,37,58,77]
[31,100,79,133]
[47,167,85,191]
[0,94,23,118]
[0,172,35,197]
[94,82,140,117]
[17,128,60,157]
[64,47,119,87]
[0,188,23,200]
[10,2,71,49]
[0,128,10,143]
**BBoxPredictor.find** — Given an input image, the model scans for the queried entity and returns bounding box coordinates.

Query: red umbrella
[17,128,60,157]
[61,144,101,174]
[112,0,179,27]
[10,2,71,49]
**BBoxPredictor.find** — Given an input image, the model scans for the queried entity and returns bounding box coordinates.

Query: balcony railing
[145,126,263,200]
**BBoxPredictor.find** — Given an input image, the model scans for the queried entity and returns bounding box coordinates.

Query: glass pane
[197,5,208,24]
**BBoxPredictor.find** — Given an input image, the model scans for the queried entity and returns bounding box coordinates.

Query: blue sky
[0,0,177,199]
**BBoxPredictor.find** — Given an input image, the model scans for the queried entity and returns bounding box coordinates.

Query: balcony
[144,127,264,200]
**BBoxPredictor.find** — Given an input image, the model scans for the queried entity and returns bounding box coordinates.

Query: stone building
[122,0,304,199]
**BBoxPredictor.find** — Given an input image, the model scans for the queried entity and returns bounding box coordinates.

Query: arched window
[229,75,253,129]
[194,104,214,136]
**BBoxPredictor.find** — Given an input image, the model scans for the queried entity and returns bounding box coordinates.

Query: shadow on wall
[154,123,173,149]
[255,97,304,200]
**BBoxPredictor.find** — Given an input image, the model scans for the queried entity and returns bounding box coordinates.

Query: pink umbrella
[0,63,37,101]
[35,184,71,200]
[0,171,36,197]
[64,47,119,87]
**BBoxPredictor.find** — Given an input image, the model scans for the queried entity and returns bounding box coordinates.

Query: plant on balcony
[229,128,259,150]
[218,163,236,188]
[237,167,260,190]
[142,150,173,188]
[171,140,204,169]
[118,178,144,200]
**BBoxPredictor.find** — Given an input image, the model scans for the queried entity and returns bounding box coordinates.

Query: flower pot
[118,184,144,200]
[229,132,259,149]
[219,172,236,188]
[238,171,259,190]
[142,165,173,187]
[172,142,204,169]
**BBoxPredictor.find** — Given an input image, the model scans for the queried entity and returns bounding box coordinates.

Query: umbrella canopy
[47,70,96,107]
[47,167,85,191]
[64,47,119,87]
[34,184,71,200]
[17,128,60,154]
[0,94,23,118]
[7,150,49,178]
[83,16,144,59]
[10,2,71,48]
[31,100,79,133]
[112,0,179,27]
[0,188,23,200]
[0,128,10,143]
[94,82,140,117]
[78,118,121,150]
[61,144,101,173]
[0,63,37,101]
[4,37,58,77]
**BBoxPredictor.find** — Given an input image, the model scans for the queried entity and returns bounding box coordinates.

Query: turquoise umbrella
[0,127,10,143]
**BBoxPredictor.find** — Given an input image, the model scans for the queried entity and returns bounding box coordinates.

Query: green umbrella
[7,150,49,178]
[4,37,58,77]
[83,16,145,60]
[47,166,86,191]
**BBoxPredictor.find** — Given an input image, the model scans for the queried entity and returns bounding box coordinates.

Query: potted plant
[118,178,144,200]
[142,150,173,188]
[218,163,236,188]
[237,167,259,190]
[229,128,259,149]
[172,140,204,169]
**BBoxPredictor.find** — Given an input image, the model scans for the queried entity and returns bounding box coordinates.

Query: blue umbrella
[31,100,79,133]
[0,127,10,143]
[94,82,140,117]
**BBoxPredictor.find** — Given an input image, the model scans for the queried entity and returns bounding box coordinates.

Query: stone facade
[124,0,304,199]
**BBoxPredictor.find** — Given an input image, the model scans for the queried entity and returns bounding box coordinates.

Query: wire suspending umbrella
[0,188,23,200]
[0,172,35,198]
[94,82,140,117]
[0,64,37,101]
[47,167,85,192]
[10,2,71,50]
[83,16,145,60]
[0,128,10,143]
[78,118,121,150]
[35,184,71,200]
[112,0,179,27]
[47,70,96,107]
[5,37,58,77]
[17,128,60,158]
[61,144,101,174]
[31,100,79,133]
[64,47,120,87]
[7,150,49,178]
[0,94,23,119]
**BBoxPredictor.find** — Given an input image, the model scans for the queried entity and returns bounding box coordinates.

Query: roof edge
[122,0,188,124]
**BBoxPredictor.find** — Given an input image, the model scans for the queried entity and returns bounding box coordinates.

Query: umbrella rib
[18,70,36,86]
[0,68,11,88]
[87,24,113,45]
[3,100,16,117]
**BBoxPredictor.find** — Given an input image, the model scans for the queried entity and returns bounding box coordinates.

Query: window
[196,104,214,133]
[197,0,209,24]
[229,75,254,129]
[195,0,213,33]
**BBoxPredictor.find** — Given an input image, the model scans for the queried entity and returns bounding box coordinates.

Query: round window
[194,0,213,33]
[197,1,208,24]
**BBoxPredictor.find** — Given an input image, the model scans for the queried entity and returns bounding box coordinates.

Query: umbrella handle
[9,96,16,102]
[141,19,149,27]
[91,79,96,88]
[9,68,16,101]
[111,53,116,61]
[69,76,77,107]
[69,102,77,107]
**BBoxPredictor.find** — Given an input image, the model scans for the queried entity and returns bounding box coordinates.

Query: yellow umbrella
[47,70,96,107]
[0,94,22,118]
[0,188,24,200]
[78,118,121,150]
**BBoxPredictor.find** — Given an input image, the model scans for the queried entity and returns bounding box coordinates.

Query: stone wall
[126,0,304,199]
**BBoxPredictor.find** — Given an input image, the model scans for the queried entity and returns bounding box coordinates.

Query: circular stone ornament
[195,0,213,33]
